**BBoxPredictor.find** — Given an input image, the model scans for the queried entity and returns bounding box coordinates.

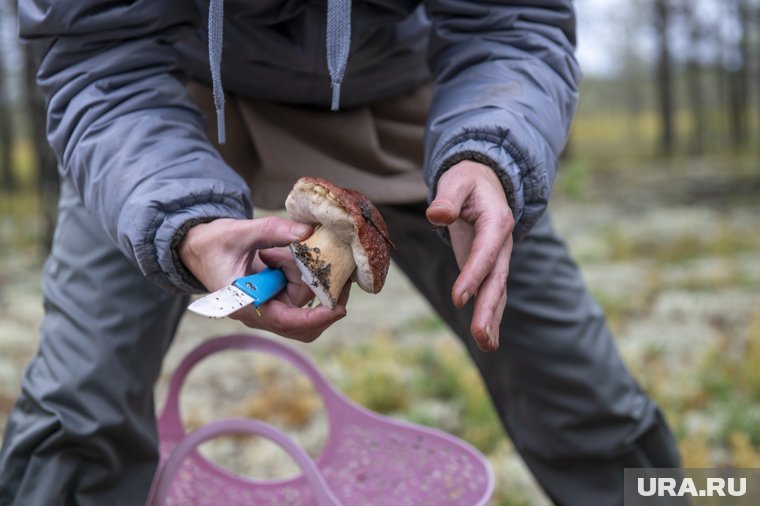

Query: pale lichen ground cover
[1,158,759,505]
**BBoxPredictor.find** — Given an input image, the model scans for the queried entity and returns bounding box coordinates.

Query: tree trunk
[8,0,59,250]
[24,49,59,252]
[756,1,760,145]
[684,1,705,154]
[654,0,675,155]
[0,24,16,193]
[713,6,728,152]
[686,61,705,154]
[728,0,750,148]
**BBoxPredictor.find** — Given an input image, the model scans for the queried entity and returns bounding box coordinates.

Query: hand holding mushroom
[177,177,389,342]
[285,177,393,310]
[177,216,350,342]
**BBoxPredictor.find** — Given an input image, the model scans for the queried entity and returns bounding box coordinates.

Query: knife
[187,267,287,318]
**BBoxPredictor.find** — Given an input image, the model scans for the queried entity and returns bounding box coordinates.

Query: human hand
[178,217,349,342]
[426,161,515,352]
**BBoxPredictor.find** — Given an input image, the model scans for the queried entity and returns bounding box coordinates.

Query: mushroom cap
[285,176,392,294]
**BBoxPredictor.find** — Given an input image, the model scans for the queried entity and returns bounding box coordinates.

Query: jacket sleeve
[19,0,252,293]
[424,0,581,240]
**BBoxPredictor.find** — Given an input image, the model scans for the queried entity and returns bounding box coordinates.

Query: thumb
[241,216,313,250]
[426,173,471,227]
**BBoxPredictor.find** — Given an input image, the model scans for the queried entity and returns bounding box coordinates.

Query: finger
[283,285,351,342]
[249,252,267,273]
[258,247,297,275]
[259,247,324,306]
[235,299,347,335]
[239,216,313,250]
[267,301,347,340]
[288,290,317,308]
[426,172,474,226]
[285,329,327,343]
[335,280,351,308]
[470,291,505,352]
[273,285,315,308]
[452,207,512,307]
[258,248,311,296]
[280,283,351,339]
[448,219,475,271]
[490,291,508,348]
[473,290,507,352]
[470,242,511,351]
[287,280,351,314]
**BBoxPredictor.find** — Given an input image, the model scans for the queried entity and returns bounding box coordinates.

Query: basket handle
[147,418,342,506]
[158,334,344,435]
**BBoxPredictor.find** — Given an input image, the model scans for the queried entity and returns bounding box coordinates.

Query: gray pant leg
[378,203,681,506]
[0,182,187,506]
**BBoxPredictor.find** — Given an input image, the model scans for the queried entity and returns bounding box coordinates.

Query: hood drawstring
[207,0,353,143]
[208,0,226,144]
[326,0,352,111]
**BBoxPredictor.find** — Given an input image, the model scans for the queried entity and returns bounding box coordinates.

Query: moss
[412,341,504,452]
[402,315,446,333]
[335,333,413,414]
[679,429,713,468]
[0,192,44,255]
[742,308,760,400]
[728,431,760,467]
[557,157,592,200]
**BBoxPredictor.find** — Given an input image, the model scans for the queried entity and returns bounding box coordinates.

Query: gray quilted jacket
[19,0,580,293]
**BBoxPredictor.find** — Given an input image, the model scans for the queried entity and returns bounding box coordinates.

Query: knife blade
[187,267,287,318]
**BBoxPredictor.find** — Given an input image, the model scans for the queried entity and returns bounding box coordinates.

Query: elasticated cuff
[134,196,250,294]
[428,130,549,242]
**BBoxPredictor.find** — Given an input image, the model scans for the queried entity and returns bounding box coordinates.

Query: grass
[0,191,45,259]
[636,304,760,469]
[743,311,760,399]
[404,314,446,333]
[557,156,592,199]
[570,105,760,169]
[601,221,760,265]
[332,331,504,454]
[704,308,760,447]
[0,138,38,195]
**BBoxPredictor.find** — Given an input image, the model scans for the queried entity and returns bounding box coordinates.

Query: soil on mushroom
[292,241,334,302]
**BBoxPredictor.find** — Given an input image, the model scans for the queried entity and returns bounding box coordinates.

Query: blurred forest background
[1,0,760,505]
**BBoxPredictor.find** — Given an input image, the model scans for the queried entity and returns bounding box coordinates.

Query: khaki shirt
[188,82,431,211]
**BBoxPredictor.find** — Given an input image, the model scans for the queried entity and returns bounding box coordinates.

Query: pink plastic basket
[147,334,494,505]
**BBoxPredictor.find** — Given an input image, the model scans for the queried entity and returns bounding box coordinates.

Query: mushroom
[285,176,393,309]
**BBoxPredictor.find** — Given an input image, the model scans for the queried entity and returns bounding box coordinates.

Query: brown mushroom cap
[285,176,392,294]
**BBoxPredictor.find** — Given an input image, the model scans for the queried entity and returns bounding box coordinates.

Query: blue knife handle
[232,268,287,308]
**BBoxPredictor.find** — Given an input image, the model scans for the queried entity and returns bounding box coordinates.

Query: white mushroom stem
[290,225,355,309]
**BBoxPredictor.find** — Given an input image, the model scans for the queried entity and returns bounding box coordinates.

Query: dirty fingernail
[485,324,500,350]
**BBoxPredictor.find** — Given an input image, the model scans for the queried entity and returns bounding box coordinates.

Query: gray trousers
[0,183,681,505]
